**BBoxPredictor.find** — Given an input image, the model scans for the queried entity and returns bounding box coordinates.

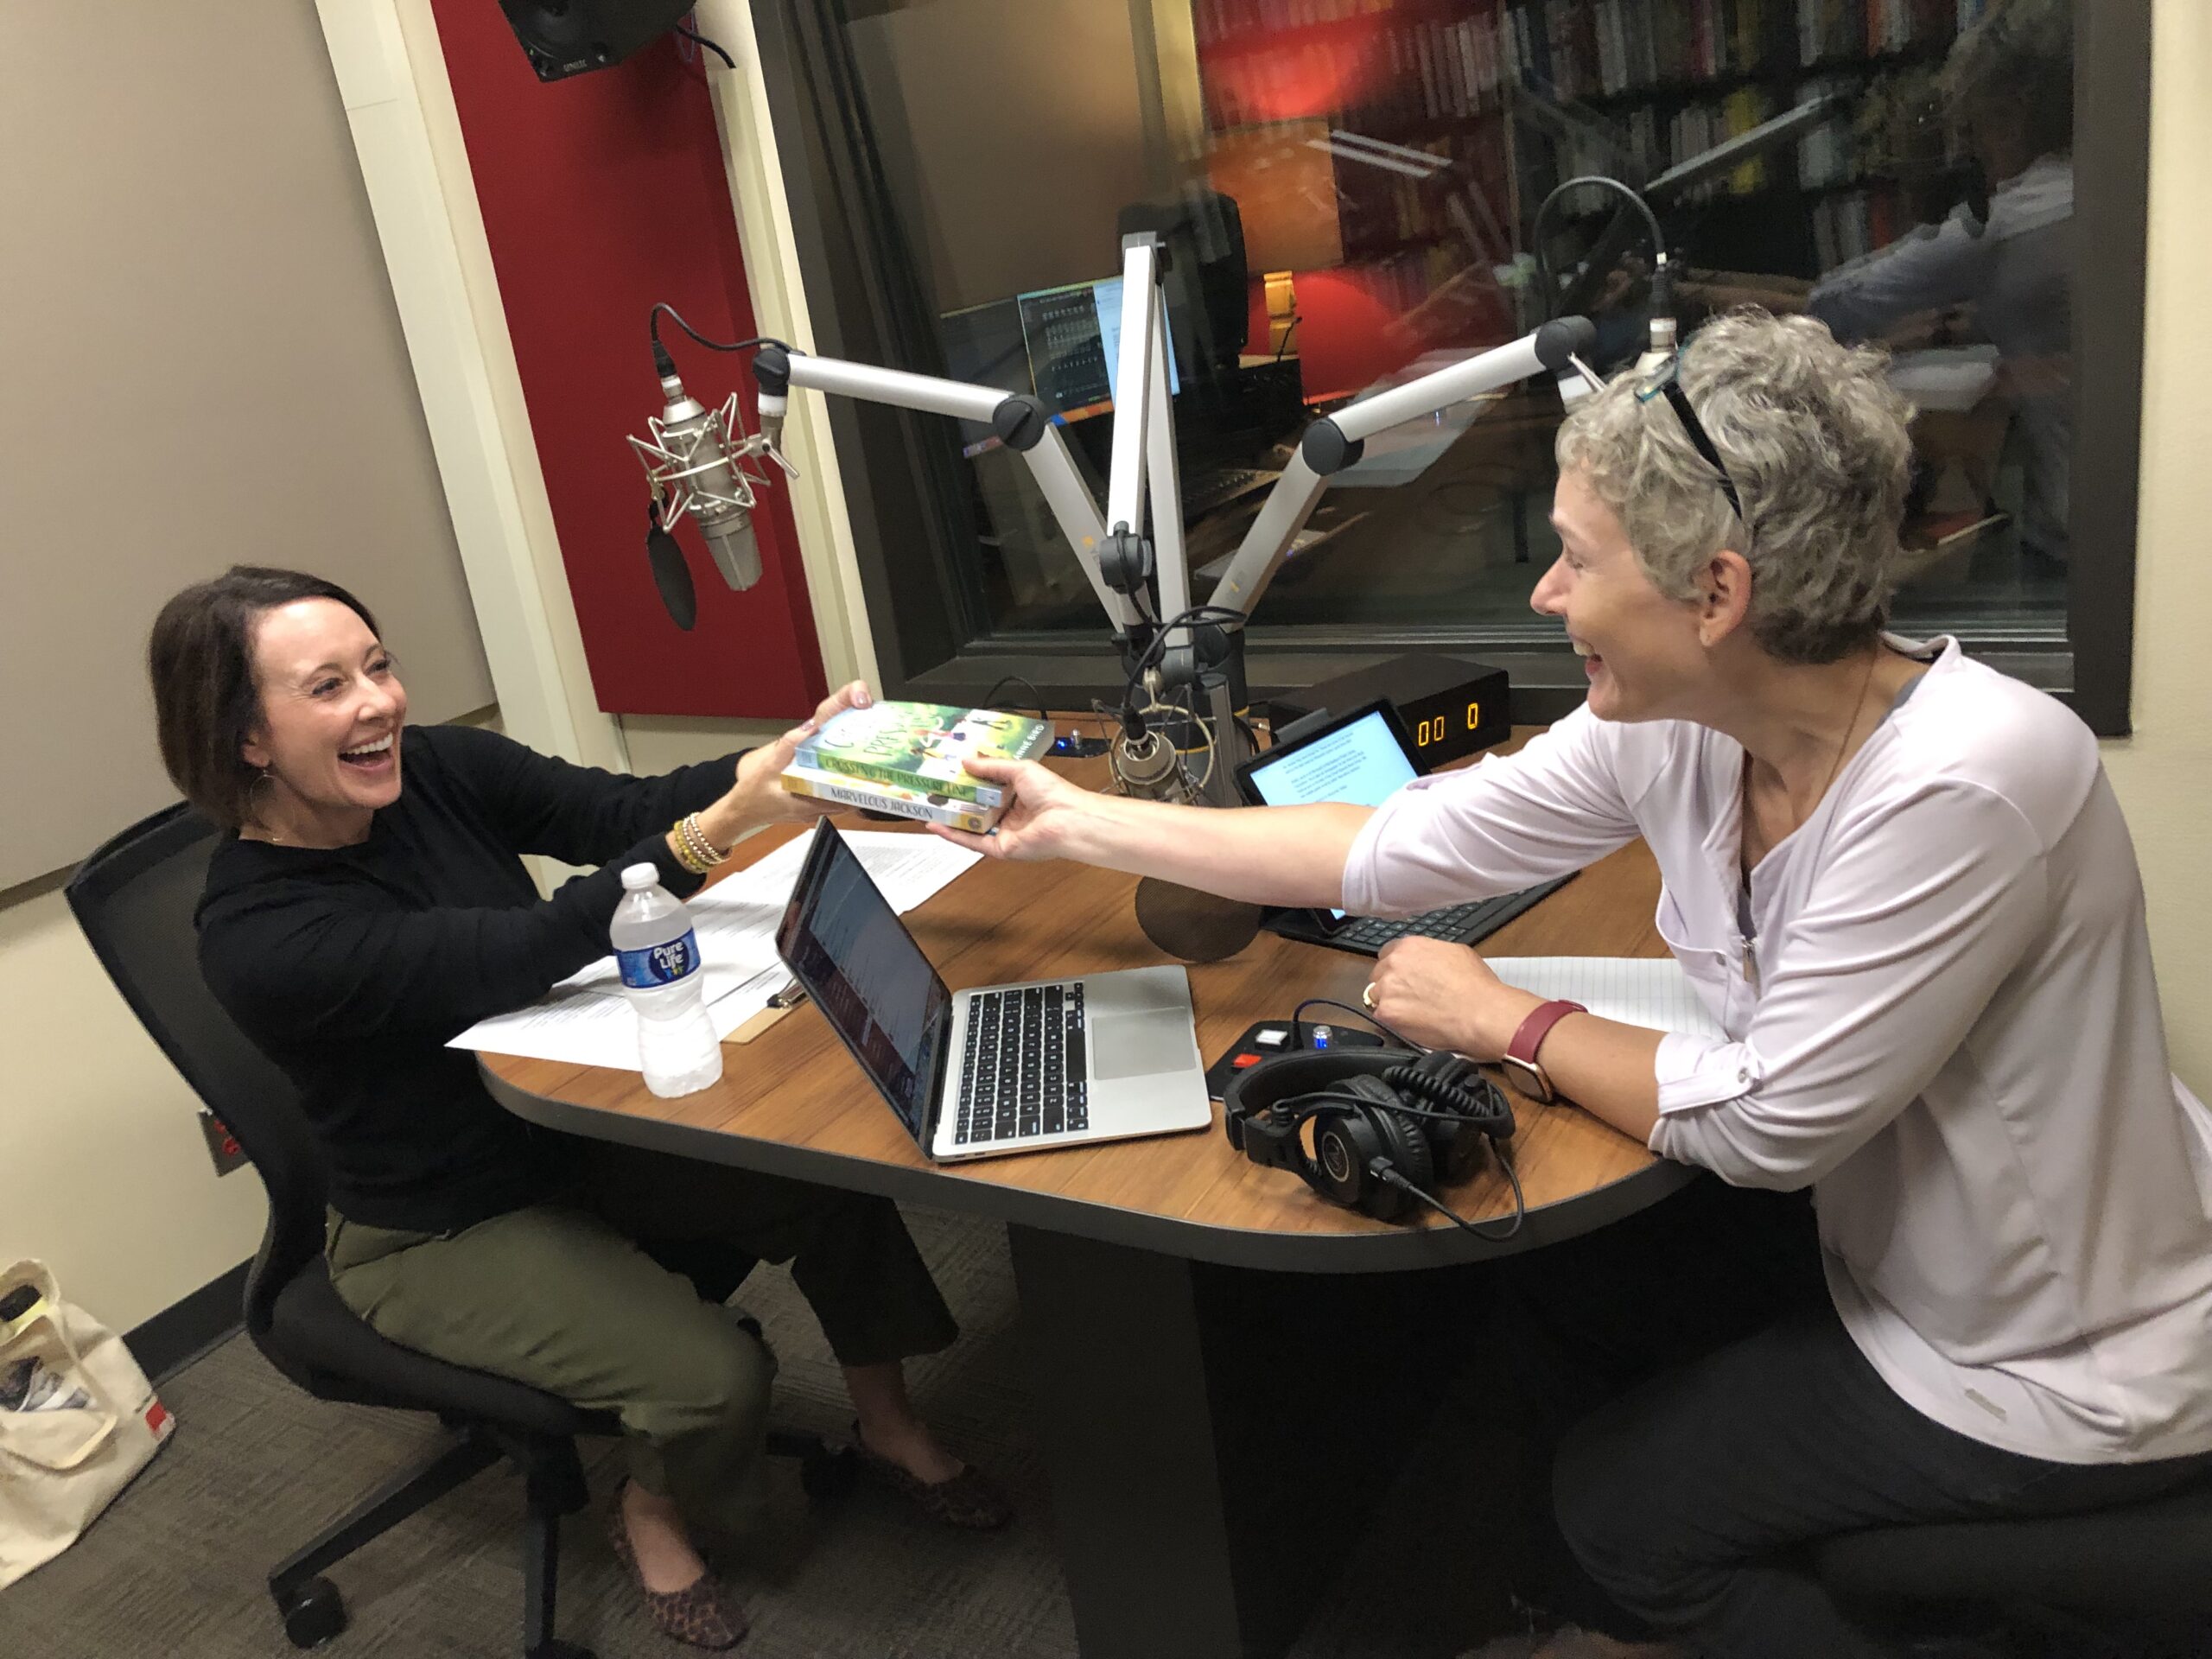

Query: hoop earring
[245,767,278,839]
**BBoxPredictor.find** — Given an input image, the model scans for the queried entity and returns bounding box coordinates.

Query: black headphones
[1221,1047,1519,1230]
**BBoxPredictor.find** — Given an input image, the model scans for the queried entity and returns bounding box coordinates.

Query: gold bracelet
[669,817,715,875]
[681,814,716,871]
[688,812,729,866]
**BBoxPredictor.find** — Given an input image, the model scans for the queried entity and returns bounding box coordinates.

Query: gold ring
[1361,982,1376,1011]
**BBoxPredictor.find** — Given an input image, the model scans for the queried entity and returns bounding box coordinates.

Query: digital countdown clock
[1268,655,1510,769]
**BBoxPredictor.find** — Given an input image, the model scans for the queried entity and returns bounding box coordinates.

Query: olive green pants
[325,1144,958,1541]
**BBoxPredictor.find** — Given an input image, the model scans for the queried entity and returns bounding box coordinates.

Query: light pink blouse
[1344,637,2212,1463]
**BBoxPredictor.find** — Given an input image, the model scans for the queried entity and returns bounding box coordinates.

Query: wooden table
[482,736,1686,1659]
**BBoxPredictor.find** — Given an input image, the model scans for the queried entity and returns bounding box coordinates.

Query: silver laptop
[774,822,1212,1161]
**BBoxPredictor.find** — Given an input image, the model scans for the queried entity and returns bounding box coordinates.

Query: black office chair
[1815,1451,2212,1653]
[67,804,850,1659]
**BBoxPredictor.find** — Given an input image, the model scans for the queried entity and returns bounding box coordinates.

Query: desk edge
[484,1063,1696,1274]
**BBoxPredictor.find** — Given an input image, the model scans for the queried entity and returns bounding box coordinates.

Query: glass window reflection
[847,0,2074,643]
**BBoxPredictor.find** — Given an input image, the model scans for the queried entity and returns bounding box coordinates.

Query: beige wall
[0,876,270,1335]
[0,5,493,1331]
[0,1,494,890]
[2100,0,2212,1093]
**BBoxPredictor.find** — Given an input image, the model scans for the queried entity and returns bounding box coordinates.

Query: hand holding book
[690,680,877,855]
[779,700,1054,832]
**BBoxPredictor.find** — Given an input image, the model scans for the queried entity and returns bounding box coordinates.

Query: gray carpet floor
[0,1207,1510,1659]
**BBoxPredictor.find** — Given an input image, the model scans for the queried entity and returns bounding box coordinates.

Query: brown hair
[147,567,383,830]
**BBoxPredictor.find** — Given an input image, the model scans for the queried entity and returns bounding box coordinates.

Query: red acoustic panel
[431,4,826,717]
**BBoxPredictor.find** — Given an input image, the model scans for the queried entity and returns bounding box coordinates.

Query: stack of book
[779,702,1055,834]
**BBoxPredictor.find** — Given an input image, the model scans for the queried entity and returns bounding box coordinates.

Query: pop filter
[645,515,698,631]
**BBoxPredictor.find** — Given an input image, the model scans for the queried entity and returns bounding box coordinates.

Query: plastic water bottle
[612,863,723,1098]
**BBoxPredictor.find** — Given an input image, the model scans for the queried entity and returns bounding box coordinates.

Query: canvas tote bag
[0,1260,175,1588]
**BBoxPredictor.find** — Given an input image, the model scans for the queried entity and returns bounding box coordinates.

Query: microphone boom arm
[1210,316,1598,622]
[753,346,1143,632]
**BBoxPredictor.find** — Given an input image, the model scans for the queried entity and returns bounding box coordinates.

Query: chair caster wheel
[276,1576,347,1649]
[801,1443,859,1500]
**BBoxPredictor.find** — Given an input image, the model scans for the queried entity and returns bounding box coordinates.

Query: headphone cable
[1370,1154,1528,1243]
[1275,1090,1525,1239]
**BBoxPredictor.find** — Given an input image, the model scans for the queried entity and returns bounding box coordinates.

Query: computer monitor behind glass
[1015,276,1183,420]
[776,825,953,1145]
[1237,702,1421,919]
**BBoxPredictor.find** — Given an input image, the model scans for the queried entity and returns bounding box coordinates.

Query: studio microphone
[1111,724,1187,804]
[1108,687,1194,804]
[1109,702,1264,962]
[629,344,762,595]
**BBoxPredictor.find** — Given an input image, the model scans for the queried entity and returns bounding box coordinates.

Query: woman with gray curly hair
[941,308,2212,1655]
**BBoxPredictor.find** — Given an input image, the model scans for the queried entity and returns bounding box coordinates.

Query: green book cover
[791,702,1052,807]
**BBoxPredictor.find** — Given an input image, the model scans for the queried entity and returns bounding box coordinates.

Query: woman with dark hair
[151,567,1007,1651]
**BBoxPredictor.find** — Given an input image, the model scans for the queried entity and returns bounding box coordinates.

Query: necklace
[1741,647,1881,871]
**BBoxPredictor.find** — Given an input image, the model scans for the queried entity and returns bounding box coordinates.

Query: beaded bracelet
[670,812,728,875]
[671,823,713,875]
[681,812,727,870]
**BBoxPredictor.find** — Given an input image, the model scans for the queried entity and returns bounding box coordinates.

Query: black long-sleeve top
[196,724,743,1234]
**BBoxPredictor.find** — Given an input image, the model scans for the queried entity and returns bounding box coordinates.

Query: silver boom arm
[1209,315,1597,619]
[749,233,1188,658]
[753,347,1145,632]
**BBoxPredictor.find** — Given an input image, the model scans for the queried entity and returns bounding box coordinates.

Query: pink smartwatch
[1499,999,1586,1104]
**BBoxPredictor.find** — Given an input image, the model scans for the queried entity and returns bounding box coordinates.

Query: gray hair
[1554,308,1916,664]
[1942,0,2073,158]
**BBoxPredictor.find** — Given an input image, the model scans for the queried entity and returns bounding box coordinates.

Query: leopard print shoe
[850,1422,1014,1530]
[605,1483,749,1649]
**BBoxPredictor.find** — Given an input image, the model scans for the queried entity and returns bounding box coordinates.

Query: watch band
[1500,998,1587,1104]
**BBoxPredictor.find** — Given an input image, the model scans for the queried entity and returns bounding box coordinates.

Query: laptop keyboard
[1330,876,1572,956]
[955,982,1089,1147]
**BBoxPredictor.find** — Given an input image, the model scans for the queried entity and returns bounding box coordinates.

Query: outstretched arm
[931,756,1373,910]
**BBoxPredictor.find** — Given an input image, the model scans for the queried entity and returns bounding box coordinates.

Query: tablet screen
[1243,708,1418,918]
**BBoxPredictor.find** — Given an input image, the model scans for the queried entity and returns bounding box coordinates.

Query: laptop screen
[1241,706,1419,918]
[776,824,952,1144]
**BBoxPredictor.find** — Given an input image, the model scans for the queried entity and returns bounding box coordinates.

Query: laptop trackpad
[1090,1013,1197,1082]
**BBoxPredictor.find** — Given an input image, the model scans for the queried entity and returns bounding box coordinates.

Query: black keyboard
[1276,875,1573,958]
[954,982,1089,1147]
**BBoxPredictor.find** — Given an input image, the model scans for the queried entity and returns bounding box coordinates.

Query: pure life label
[618,930,702,989]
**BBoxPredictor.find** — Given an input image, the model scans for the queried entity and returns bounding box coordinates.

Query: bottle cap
[621,862,660,891]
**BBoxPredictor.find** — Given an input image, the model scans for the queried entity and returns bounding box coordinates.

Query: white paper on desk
[449,831,980,1067]
[436,963,796,1072]
[709,831,978,920]
[1484,957,1725,1039]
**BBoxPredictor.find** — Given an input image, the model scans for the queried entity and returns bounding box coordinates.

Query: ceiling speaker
[498,1,696,82]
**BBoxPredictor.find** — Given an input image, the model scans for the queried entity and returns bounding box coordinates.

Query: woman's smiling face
[239,598,409,830]
[1530,467,1714,724]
